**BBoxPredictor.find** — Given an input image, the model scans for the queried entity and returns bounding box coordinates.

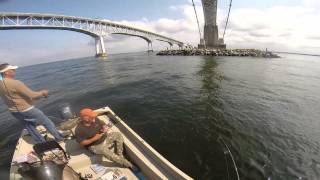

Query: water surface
[0,52,320,180]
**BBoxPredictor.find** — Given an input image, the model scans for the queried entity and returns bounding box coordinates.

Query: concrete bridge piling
[95,36,107,57]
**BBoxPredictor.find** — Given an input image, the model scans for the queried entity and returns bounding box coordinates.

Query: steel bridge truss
[0,13,184,56]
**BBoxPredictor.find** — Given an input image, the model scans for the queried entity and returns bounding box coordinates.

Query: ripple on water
[1,53,320,179]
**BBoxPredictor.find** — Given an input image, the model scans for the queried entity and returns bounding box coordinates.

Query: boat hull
[10,106,192,180]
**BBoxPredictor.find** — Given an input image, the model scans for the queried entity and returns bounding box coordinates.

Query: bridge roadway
[0,12,184,57]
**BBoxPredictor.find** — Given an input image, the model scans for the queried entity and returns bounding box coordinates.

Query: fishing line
[2,65,84,179]
[47,115,61,121]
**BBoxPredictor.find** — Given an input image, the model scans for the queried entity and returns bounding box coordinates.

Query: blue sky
[0,0,319,66]
[0,0,186,20]
[0,0,302,17]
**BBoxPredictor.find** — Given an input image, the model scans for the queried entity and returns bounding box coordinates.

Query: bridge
[0,13,184,57]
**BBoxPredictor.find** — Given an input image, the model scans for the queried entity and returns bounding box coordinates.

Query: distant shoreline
[273,51,320,57]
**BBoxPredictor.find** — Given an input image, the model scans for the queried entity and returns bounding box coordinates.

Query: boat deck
[10,112,139,180]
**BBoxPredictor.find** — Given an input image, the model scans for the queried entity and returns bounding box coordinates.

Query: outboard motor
[58,104,79,131]
[60,103,75,120]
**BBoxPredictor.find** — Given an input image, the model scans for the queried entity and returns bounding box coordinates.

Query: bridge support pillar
[147,42,153,52]
[95,36,107,58]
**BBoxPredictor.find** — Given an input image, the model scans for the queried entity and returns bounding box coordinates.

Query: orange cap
[80,108,97,118]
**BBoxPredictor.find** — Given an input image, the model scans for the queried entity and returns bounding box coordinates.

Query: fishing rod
[217,136,240,180]
[1,66,89,179]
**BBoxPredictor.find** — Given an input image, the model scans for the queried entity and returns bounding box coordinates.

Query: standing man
[75,108,133,169]
[0,63,64,143]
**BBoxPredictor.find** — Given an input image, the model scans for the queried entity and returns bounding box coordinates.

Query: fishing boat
[9,106,193,180]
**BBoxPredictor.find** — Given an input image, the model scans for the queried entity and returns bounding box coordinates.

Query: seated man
[75,108,133,168]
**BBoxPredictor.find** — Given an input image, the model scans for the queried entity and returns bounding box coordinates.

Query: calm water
[0,52,320,180]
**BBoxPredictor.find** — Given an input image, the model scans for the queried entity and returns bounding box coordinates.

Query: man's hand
[41,90,49,97]
[100,125,109,134]
[80,132,104,146]
[93,132,104,141]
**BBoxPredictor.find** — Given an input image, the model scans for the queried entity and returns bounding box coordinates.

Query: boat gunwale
[100,107,192,180]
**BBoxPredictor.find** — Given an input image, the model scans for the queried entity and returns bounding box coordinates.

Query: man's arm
[14,80,47,100]
[79,133,104,146]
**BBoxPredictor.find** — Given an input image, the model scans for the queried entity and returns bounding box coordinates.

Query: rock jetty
[157,48,280,58]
